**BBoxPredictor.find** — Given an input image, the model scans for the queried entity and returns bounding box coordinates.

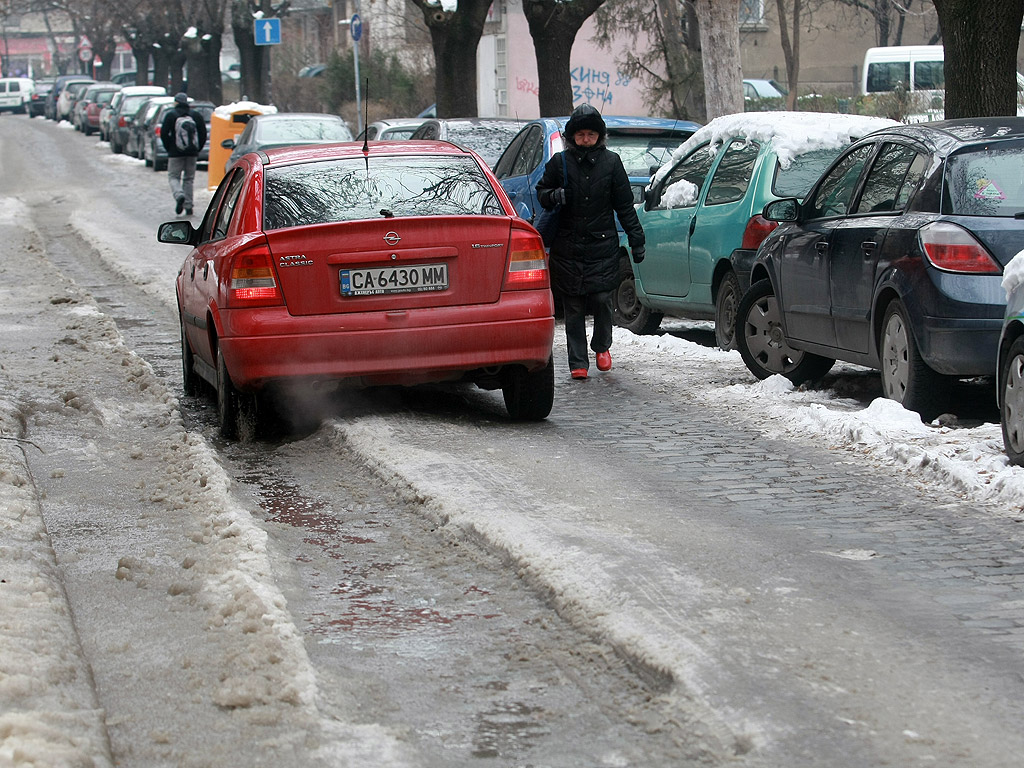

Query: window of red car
[262,156,504,231]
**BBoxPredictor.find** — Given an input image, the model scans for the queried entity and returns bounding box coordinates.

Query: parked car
[614,112,896,347]
[410,118,525,168]
[736,117,1024,421]
[145,98,215,170]
[0,77,34,114]
[55,78,95,122]
[999,257,1024,464]
[26,78,53,117]
[126,95,173,159]
[356,117,424,141]
[494,115,701,231]
[159,140,556,437]
[73,82,119,135]
[222,112,353,171]
[107,85,166,154]
[46,74,92,120]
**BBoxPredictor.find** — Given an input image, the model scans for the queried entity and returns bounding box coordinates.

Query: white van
[0,77,35,114]
[862,45,944,98]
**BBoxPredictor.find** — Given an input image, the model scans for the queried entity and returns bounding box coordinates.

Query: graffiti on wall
[571,66,631,108]
[515,66,632,107]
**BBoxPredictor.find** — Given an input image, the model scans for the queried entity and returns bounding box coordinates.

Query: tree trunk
[775,0,800,110]
[933,0,1024,118]
[657,0,704,120]
[413,0,492,118]
[523,0,606,117]
[694,0,744,120]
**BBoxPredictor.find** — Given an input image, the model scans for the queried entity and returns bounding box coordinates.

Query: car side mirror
[644,186,662,211]
[763,198,799,222]
[221,138,235,149]
[157,220,198,246]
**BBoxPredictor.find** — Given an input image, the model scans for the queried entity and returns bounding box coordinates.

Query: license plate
[340,264,449,296]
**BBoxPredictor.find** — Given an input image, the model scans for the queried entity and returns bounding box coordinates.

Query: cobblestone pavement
[332,337,1024,765]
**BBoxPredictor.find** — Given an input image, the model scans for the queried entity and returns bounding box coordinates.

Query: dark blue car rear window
[944,143,1024,217]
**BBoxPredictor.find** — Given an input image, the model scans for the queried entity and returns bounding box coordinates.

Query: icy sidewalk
[0,205,115,766]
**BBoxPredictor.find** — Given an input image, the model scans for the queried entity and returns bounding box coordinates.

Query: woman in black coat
[536,104,645,379]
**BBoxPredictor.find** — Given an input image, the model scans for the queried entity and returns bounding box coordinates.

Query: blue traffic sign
[254,18,281,46]
[350,14,362,42]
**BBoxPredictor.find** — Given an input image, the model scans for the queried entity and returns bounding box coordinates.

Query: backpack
[174,113,199,153]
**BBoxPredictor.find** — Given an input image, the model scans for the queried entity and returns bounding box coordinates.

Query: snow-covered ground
[5,120,1024,765]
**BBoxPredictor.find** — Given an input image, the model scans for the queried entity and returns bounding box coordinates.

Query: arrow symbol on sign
[262,20,273,43]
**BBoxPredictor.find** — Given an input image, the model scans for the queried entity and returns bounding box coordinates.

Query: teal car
[613,112,898,348]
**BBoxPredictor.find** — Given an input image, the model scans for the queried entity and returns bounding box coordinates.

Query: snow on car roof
[652,111,899,185]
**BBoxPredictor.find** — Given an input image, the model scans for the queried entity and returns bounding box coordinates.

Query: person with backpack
[160,92,207,216]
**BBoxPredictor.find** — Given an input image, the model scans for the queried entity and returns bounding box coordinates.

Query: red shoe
[596,351,612,371]
[570,368,588,380]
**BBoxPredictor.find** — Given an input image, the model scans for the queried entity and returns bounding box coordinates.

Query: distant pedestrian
[535,104,645,380]
[160,92,207,217]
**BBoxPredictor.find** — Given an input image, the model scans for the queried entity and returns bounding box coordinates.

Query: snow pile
[662,177,699,208]
[1002,248,1024,299]
[652,112,899,185]
[213,101,277,120]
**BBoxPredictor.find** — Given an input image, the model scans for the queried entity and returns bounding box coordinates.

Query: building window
[740,0,765,29]
[496,35,507,117]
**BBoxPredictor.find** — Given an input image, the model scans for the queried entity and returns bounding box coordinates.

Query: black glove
[632,246,645,264]
[550,187,568,206]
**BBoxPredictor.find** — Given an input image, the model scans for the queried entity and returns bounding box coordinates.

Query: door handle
[815,241,828,255]
[861,241,877,257]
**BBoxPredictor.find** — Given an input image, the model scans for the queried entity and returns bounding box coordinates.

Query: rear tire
[180,319,201,397]
[736,279,834,384]
[502,356,555,421]
[880,299,950,421]
[714,270,740,351]
[216,348,260,441]
[1001,336,1024,466]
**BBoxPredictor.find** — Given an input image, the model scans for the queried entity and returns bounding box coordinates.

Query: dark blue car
[737,117,1024,421]
[493,116,701,224]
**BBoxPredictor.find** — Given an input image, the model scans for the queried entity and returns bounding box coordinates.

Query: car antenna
[361,78,370,154]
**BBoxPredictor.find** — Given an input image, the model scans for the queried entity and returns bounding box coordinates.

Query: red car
[159,140,556,438]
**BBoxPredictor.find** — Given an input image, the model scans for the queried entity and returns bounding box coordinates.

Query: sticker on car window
[974,178,1006,201]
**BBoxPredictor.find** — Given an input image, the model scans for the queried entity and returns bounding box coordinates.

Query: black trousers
[562,290,613,370]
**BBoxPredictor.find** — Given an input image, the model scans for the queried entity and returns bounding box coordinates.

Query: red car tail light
[919,221,1001,274]
[227,245,283,306]
[503,229,549,290]
[740,214,778,250]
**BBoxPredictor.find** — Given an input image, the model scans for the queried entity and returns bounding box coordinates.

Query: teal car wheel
[613,270,663,335]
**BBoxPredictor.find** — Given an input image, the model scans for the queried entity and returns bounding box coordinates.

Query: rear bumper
[214,300,556,390]
[918,315,1001,376]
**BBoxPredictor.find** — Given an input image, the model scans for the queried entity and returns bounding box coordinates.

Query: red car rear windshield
[263,155,504,230]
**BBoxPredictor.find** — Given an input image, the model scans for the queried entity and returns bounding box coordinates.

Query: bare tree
[694,0,743,119]
[775,0,800,109]
[231,0,289,104]
[933,0,1024,117]
[181,0,230,102]
[833,0,936,47]
[593,0,704,120]
[522,0,608,117]
[408,0,492,117]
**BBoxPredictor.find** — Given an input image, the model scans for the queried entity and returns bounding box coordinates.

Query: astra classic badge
[383,231,401,246]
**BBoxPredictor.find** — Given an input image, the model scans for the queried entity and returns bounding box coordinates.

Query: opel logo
[383,231,401,246]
